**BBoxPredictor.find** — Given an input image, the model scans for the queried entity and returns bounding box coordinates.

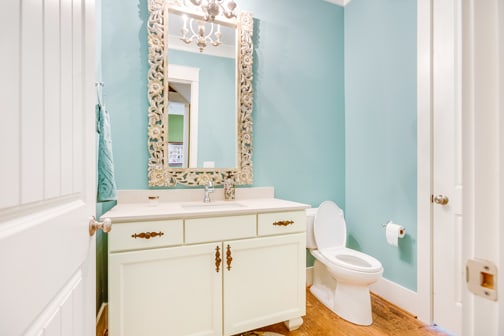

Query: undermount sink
[181,202,246,211]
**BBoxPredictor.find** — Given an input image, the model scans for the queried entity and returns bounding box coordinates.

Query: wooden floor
[102,288,451,336]
[253,288,450,336]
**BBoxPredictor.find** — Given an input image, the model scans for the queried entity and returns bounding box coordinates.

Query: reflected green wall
[168,114,184,142]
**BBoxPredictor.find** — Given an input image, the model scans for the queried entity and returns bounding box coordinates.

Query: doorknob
[433,194,449,206]
[89,216,112,236]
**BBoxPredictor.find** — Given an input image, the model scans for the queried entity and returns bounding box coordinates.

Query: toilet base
[310,261,373,326]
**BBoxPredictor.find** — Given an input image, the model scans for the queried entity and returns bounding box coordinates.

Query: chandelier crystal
[180,15,222,52]
[188,0,237,22]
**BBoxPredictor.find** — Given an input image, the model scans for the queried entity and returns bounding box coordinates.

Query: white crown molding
[323,0,353,6]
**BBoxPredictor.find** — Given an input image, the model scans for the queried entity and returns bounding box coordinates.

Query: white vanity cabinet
[107,204,307,336]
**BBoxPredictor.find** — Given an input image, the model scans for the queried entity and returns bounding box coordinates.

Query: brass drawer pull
[226,244,233,271]
[273,220,294,226]
[215,245,222,273]
[131,231,165,239]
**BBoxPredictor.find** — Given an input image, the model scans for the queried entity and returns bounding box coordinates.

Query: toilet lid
[314,201,346,249]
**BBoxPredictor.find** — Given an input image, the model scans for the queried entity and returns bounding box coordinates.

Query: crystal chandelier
[187,0,237,22]
[180,15,222,52]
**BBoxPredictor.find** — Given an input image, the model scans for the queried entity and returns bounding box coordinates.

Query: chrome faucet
[203,181,214,203]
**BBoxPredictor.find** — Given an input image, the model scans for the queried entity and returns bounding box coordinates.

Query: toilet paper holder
[382,220,406,236]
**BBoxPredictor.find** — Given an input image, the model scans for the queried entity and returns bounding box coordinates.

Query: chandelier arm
[223,11,236,19]
[185,0,237,22]
[184,18,218,52]
[177,0,237,51]
[190,0,203,6]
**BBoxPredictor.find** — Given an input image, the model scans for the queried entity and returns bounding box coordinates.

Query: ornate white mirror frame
[147,0,254,187]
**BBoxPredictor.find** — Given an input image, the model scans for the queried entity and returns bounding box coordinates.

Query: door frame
[460,0,503,335]
[416,0,433,325]
[417,0,503,333]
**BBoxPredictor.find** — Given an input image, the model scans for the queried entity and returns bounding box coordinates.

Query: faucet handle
[203,180,214,203]
[205,180,214,191]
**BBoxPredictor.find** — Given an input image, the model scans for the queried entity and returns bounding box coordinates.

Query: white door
[0,0,96,335]
[432,0,463,334]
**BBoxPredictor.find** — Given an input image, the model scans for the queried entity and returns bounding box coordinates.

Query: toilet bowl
[306,201,383,326]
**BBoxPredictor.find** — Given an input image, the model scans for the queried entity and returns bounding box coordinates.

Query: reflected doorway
[168,84,190,168]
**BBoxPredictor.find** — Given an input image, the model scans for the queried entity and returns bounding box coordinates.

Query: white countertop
[102,188,310,222]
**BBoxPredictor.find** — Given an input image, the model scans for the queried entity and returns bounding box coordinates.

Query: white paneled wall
[44,0,62,199]
[21,0,45,204]
[0,0,84,209]
[60,0,76,196]
[72,0,84,195]
[0,1,21,208]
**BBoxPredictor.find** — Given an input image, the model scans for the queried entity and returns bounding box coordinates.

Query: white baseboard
[370,277,421,320]
[307,267,423,322]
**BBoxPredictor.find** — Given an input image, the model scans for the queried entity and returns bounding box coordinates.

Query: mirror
[147,0,254,187]
[167,10,237,169]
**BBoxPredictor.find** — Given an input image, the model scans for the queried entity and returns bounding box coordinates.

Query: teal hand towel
[96,104,117,202]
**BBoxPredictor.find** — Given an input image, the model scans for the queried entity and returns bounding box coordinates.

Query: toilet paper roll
[385,222,406,247]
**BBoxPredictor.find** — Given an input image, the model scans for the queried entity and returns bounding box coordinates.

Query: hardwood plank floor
[102,288,451,336]
[253,288,450,336]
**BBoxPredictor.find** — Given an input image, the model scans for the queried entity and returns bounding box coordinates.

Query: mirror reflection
[167,11,237,169]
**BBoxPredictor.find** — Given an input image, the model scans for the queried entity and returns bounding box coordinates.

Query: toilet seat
[313,201,382,274]
[319,247,382,273]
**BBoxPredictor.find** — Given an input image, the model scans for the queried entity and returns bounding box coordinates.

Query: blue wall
[344,0,417,290]
[238,0,346,207]
[102,0,150,189]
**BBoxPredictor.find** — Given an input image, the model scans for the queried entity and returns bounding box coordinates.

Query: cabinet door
[109,243,223,336]
[223,233,306,335]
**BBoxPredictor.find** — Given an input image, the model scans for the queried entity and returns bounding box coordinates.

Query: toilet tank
[305,208,318,248]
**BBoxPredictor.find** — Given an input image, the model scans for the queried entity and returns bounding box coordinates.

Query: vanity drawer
[109,220,183,252]
[185,215,256,243]
[258,211,306,236]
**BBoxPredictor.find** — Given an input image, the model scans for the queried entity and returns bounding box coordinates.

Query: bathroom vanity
[104,188,308,336]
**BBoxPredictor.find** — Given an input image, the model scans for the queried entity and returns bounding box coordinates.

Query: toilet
[306,201,383,326]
